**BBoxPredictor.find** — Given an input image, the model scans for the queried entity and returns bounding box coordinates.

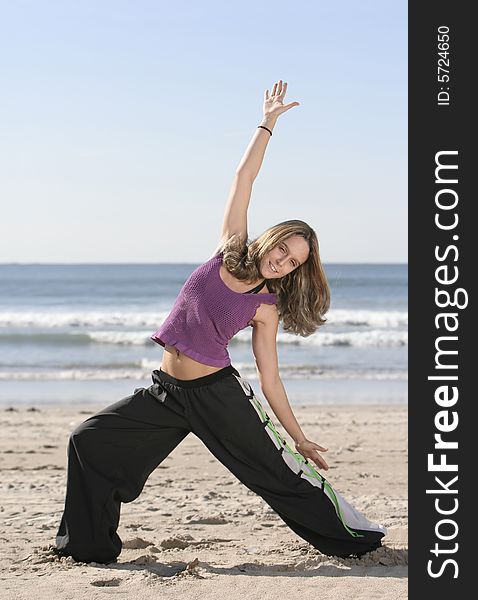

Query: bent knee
[69,421,99,454]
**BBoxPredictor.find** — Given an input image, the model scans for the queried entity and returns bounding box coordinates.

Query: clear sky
[0,0,407,264]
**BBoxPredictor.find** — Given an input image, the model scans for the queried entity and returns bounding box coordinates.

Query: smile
[269,261,278,274]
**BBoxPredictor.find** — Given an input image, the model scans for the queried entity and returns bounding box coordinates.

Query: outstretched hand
[295,438,329,471]
[263,80,300,120]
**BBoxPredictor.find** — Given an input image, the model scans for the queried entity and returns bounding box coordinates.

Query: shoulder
[249,300,279,327]
[205,249,223,263]
[208,231,246,262]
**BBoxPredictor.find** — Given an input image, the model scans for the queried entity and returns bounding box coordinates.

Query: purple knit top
[150,252,277,367]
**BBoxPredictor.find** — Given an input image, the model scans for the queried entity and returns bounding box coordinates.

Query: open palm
[263,79,300,119]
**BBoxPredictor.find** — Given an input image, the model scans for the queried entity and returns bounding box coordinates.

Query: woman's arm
[214,81,300,251]
[234,114,277,183]
[251,305,329,471]
[237,80,299,181]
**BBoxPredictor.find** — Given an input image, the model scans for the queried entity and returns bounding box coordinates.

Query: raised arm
[211,80,300,257]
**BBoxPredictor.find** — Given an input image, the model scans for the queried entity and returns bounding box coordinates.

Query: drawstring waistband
[151,364,239,389]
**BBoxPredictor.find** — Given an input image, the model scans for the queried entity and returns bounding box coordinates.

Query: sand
[0,403,407,599]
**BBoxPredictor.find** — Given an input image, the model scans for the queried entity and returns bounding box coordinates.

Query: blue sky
[0,0,407,263]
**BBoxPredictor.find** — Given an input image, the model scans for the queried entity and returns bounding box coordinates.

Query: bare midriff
[160,344,224,380]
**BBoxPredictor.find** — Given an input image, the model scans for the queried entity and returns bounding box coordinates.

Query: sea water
[0,263,407,406]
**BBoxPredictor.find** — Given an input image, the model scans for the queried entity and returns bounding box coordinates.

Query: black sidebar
[409,2,474,597]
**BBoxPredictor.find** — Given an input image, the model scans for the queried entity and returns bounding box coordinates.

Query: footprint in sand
[90,577,122,587]
[122,537,154,549]
[132,554,158,565]
[185,515,229,525]
[160,535,194,549]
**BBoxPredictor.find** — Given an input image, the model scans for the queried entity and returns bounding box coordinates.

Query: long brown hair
[220,220,330,336]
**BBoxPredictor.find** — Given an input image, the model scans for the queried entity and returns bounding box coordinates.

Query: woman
[55,80,386,564]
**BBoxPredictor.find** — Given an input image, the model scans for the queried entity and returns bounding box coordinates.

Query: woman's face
[259,235,310,279]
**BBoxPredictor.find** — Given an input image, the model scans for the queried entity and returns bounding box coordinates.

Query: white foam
[87,331,154,345]
[233,328,408,348]
[0,310,170,328]
[0,308,407,330]
[326,309,408,328]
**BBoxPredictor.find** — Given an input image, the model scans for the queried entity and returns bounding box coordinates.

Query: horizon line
[0,261,409,266]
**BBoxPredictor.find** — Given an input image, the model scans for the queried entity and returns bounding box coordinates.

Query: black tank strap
[244,279,267,294]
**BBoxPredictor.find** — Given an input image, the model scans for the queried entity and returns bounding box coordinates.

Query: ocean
[0,263,407,406]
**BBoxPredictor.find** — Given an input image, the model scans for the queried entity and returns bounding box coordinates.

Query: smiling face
[259,234,310,279]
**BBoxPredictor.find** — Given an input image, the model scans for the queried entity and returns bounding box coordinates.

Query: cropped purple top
[150,252,277,367]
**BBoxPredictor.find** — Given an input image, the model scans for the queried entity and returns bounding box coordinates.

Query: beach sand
[1,402,407,599]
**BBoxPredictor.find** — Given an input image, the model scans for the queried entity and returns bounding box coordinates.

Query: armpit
[249,302,279,327]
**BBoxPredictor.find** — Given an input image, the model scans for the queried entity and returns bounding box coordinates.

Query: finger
[283,102,300,112]
[301,451,328,471]
[271,82,278,96]
[278,81,287,99]
[315,443,328,452]
[277,79,283,96]
[264,89,269,101]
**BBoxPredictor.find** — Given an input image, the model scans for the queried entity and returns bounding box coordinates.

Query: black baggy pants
[55,365,385,563]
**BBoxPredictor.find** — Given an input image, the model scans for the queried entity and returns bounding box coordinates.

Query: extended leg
[55,385,190,564]
[186,374,386,558]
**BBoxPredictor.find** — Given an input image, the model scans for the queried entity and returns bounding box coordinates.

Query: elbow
[260,373,282,396]
[236,168,255,182]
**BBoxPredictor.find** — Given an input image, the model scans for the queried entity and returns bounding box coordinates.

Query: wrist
[259,115,278,130]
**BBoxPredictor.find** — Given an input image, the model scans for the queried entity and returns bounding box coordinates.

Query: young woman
[55,80,386,564]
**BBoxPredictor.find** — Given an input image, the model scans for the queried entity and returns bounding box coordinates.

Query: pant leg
[55,383,190,564]
[185,371,386,558]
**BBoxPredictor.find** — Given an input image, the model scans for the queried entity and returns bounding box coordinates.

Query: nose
[276,256,286,269]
